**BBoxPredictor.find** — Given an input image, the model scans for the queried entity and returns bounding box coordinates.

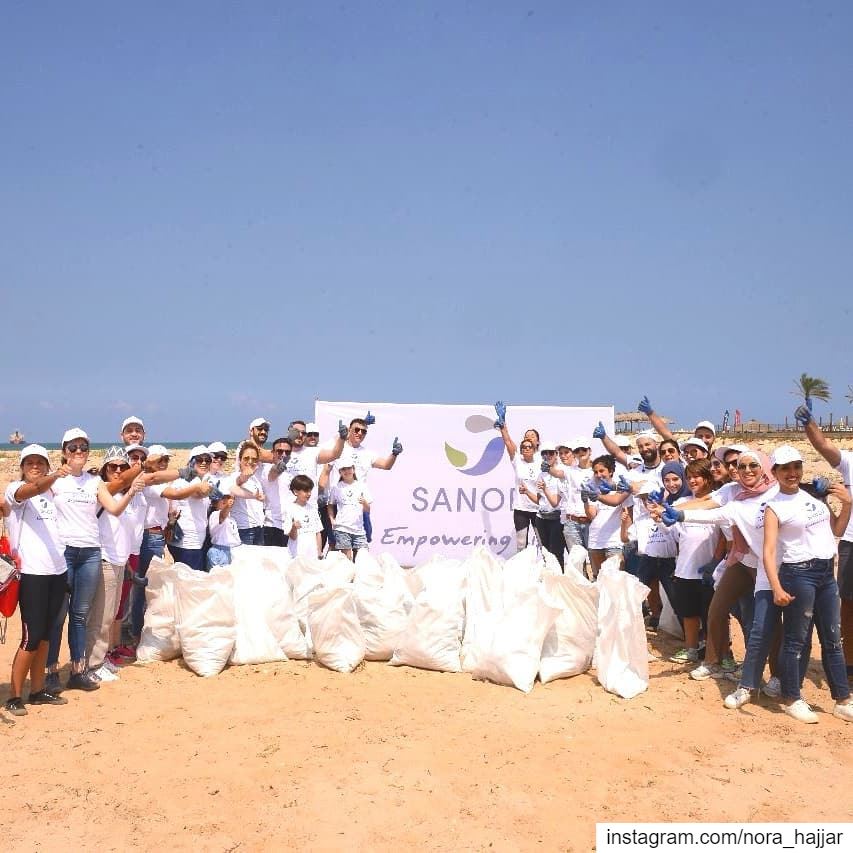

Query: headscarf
[727,449,776,566]
[661,461,691,504]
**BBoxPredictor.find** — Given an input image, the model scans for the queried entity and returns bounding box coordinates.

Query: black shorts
[18,572,68,652]
[838,540,853,600]
[671,576,703,619]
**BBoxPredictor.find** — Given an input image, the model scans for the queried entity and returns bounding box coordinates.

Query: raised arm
[593,421,628,467]
[15,465,72,502]
[316,423,347,464]
[638,396,675,442]
[797,404,842,468]
[828,484,852,537]
[97,474,143,517]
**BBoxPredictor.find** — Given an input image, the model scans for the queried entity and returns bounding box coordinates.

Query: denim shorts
[335,530,367,551]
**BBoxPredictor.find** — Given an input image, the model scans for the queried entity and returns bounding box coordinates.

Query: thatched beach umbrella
[615,411,673,433]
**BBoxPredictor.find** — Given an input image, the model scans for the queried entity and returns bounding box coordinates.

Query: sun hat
[694,420,716,435]
[20,444,50,464]
[250,418,270,429]
[771,445,803,466]
[121,416,144,431]
[61,427,89,446]
[101,446,129,468]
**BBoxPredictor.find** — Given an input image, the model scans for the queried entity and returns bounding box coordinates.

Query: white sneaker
[783,699,818,724]
[91,664,119,683]
[761,676,781,698]
[724,687,752,709]
[690,663,724,681]
[102,659,121,675]
[833,702,853,722]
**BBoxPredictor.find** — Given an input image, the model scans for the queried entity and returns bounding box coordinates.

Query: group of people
[1,413,402,716]
[494,396,853,725]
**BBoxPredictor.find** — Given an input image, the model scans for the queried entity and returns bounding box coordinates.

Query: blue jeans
[206,544,232,569]
[363,510,373,543]
[778,558,851,702]
[47,545,102,667]
[131,530,165,638]
[238,526,264,545]
[740,591,780,690]
[168,544,206,572]
[563,518,590,550]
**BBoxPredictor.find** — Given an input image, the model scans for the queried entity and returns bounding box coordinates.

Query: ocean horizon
[0,441,239,453]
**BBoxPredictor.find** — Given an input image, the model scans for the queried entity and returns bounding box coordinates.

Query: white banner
[314,401,614,565]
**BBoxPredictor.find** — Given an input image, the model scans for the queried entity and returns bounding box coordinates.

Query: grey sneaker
[761,676,781,698]
[724,687,752,709]
[44,672,63,695]
[28,690,69,706]
[66,672,100,692]
[832,702,853,723]
[690,663,724,681]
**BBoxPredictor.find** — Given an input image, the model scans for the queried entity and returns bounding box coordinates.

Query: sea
[0,441,223,453]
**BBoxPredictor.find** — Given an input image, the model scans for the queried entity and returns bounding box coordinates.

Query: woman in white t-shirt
[3,445,70,716]
[511,438,541,552]
[583,455,625,577]
[161,445,213,571]
[762,445,853,724]
[328,460,371,560]
[227,443,266,545]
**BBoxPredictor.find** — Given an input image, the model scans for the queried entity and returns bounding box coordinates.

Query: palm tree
[792,373,831,403]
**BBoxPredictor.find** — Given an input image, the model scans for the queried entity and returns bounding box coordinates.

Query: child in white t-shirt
[288,474,323,559]
[207,494,241,569]
[328,461,371,560]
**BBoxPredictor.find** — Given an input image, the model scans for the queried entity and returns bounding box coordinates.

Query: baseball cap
[207,441,227,455]
[305,422,319,433]
[681,437,709,452]
[337,451,357,469]
[771,445,803,466]
[147,444,170,457]
[539,440,558,453]
[627,454,644,469]
[250,418,270,429]
[556,440,573,450]
[713,443,750,462]
[20,444,50,464]
[635,479,658,494]
[125,443,148,458]
[614,435,631,449]
[189,444,209,459]
[61,427,89,446]
[694,420,716,435]
[571,436,591,450]
[121,416,144,432]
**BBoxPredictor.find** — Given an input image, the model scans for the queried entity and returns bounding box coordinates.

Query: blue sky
[3,2,852,441]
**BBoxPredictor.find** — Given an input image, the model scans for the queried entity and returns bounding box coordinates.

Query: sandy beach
[2,433,852,850]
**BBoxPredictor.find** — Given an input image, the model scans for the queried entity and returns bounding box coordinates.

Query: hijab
[661,461,691,504]
[727,449,776,566]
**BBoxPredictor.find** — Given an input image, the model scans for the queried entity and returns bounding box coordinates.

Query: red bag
[0,524,22,621]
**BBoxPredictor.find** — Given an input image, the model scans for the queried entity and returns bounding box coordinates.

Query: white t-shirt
[99,492,145,566]
[537,473,562,518]
[627,463,664,554]
[261,463,294,529]
[288,502,322,559]
[227,473,266,530]
[588,500,622,550]
[168,478,210,549]
[4,483,66,576]
[835,450,853,543]
[685,485,780,592]
[128,491,147,557]
[329,480,372,535]
[672,496,720,580]
[513,456,540,513]
[51,473,101,548]
[331,443,379,487]
[767,490,837,564]
[563,466,593,518]
[711,481,739,507]
[286,447,323,504]
[644,518,678,558]
[143,483,170,530]
[209,510,241,548]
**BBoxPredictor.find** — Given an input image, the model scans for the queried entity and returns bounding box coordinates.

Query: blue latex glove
[494,400,507,422]
[338,420,348,440]
[638,395,654,416]
[540,459,551,473]
[598,479,616,494]
[647,488,665,505]
[208,485,225,503]
[391,437,403,456]
[592,421,606,439]
[616,475,632,493]
[274,456,289,475]
[661,505,684,526]
[580,485,598,503]
[364,410,376,426]
[794,398,813,427]
[582,478,601,496]
[812,476,830,497]
[698,559,718,588]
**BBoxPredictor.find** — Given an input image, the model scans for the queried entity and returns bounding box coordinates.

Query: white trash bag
[595,564,650,699]
[539,570,599,683]
[353,550,413,661]
[460,546,505,672]
[175,565,236,677]
[307,585,366,673]
[657,585,683,640]
[471,584,560,693]
[567,544,589,577]
[136,557,182,663]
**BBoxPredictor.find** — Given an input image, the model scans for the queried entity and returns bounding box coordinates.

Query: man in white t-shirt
[797,402,853,675]
[273,419,347,507]
[261,436,295,547]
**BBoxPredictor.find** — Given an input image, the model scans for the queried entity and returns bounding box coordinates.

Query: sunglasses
[306,432,319,438]
[352,427,367,436]
[65,442,89,454]
[520,444,534,450]
[273,448,291,455]
[106,463,130,473]
[737,462,761,471]
[213,453,228,462]
[194,456,212,465]
[710,460,724,468]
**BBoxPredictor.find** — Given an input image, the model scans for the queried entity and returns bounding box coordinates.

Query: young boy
[288,474,323,558]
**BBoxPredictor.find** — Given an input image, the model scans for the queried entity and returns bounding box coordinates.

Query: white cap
[250,418,270,429]
[557,439,573,450]
[771,445,803,466]
[614,435,631,449]
[713,443,750,462]
[539,439,558,453]
[147,444,170,457]
[694,420,716,435]
[125,443,148,457]
[20,444,50,464]
[61,427,89,446]
[635,430,659,443]
[207,441,227,455]
[189,444,209,459]
[635,479,658,494]
[681,436,709,452]
[337,451,357,469]
[305,422,319,433]
[121,416,144,432]
[571,436,591,450]
[627,454,644,469]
